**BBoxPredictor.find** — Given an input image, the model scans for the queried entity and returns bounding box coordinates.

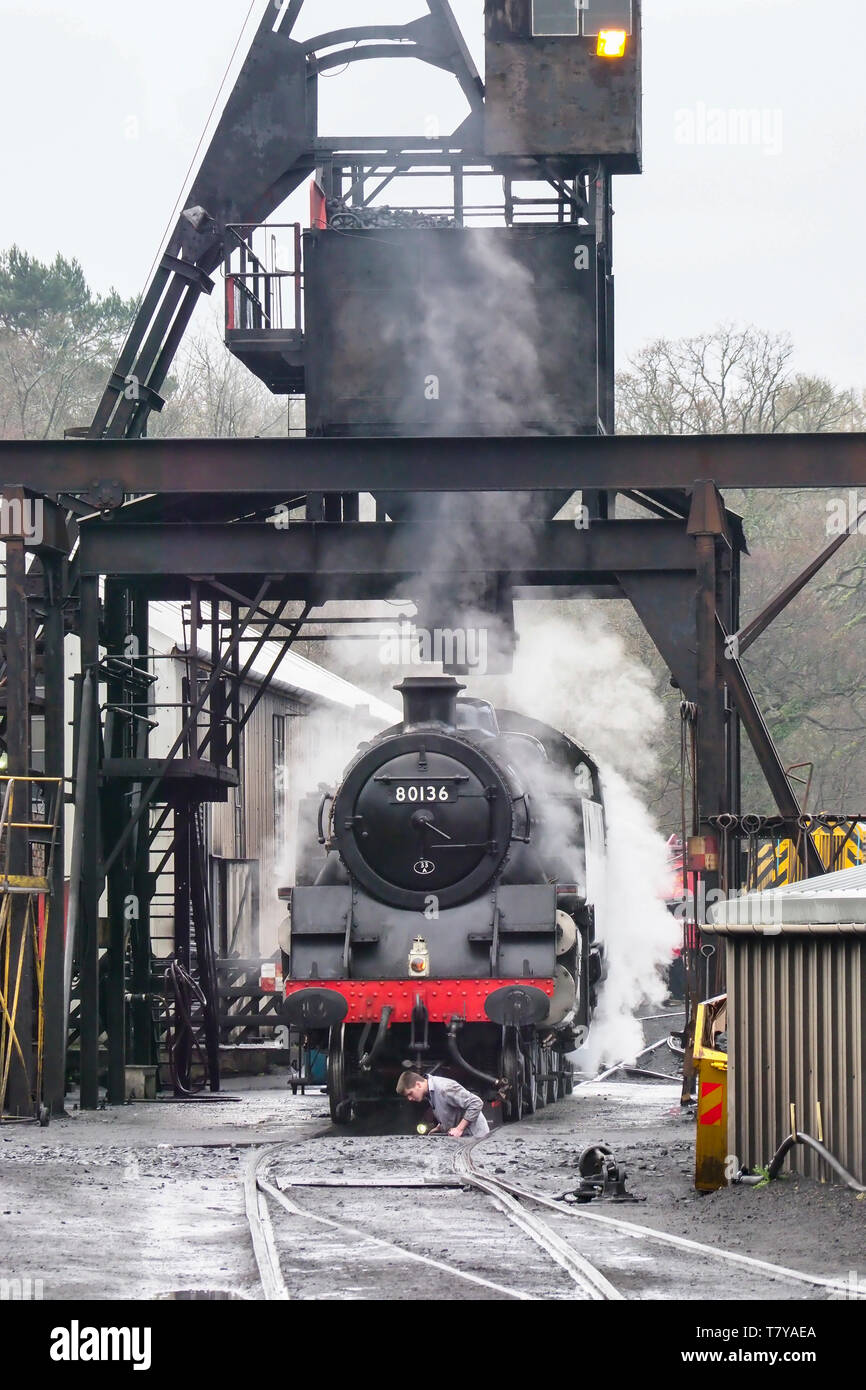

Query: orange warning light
[597,29,627,58]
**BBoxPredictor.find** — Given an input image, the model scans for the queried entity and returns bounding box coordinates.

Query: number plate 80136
[390,783,456,804]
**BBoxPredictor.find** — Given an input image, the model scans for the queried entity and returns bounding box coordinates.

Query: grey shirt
[427,1074,490,1137]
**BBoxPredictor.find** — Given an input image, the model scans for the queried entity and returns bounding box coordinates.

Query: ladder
[0,776,63,1123]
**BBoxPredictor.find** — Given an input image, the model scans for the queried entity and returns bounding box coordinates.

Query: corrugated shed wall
[209,676,385,956]
[144,613,392,961]
[725,931,866,1183]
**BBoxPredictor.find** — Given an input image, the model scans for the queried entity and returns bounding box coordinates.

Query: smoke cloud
[263,703,393,952]
[492,608,681,1069]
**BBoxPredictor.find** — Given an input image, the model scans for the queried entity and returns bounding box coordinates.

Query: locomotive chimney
[395,676,465,728]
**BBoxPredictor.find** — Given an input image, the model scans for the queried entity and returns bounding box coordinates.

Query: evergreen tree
[0,246,135,439]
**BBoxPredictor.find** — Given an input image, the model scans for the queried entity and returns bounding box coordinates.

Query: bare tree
[615,324,866,821]
[150,309,296,439]
[617,324,862,436]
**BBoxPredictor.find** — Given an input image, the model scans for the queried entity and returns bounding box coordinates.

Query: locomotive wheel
[549,1052,563,1103]
[502,1038,523,1122]
[534,1044,547,1108]
[524,1040,539,1114]
[561,1056,575,1096]
[545,1054,559,1104]
[327,1024,351,1125]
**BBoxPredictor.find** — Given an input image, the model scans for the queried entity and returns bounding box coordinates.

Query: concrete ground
[474,1081,866,1300]
[0,1061,863,1302]
[0,1078,329,1301]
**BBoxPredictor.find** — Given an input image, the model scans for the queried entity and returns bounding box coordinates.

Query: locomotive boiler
[280,676,608,1123]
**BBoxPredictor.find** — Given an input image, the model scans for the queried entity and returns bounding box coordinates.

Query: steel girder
[76,519,696,593]
[5,433,866,503]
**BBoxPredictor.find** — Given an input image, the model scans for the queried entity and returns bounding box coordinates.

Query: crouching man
[396,1070,489,1138]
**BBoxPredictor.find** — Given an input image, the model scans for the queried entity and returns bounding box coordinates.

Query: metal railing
[224,223,303,334]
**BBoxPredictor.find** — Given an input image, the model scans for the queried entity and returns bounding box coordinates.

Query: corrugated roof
[149,601,400,724]
[708,859,866,927]
[774,861,866,897]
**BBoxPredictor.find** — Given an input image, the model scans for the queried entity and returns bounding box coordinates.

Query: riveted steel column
[104,579,128,1104]
[78,575,101,1109]
[130,590,154,1068]
[42,551,67,1113]
[173,799,192,1092]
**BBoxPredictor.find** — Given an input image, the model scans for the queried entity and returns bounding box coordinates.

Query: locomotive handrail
[434,840,500,851]
[341,903,354,977]
[316,792,334,846]
[372,773,469,782]
[490,907,501,975]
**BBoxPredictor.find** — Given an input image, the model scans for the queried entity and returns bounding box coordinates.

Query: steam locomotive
[280,676,608,1123]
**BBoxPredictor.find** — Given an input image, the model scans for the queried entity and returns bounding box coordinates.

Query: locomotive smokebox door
[332,677,516,912]
[484,0,642,171]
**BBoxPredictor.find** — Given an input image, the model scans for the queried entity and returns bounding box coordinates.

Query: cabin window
[531,0,633,38]
[532,0,580,37]
[581,0,633,36]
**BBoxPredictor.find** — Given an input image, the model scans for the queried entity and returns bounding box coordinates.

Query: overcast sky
[2,0,864,387]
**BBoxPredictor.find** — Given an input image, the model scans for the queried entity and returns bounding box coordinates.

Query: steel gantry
[1,0,863,1114]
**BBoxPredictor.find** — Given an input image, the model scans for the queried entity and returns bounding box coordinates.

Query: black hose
[163,959,210,1097]
[737,1131,866,1193]
[359,1006,393,1071]
[446,1020,502,1089]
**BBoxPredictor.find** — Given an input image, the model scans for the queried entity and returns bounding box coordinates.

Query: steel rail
[255,1165,534,1301]
[244,1149,290,1301]
[454,1142,623,1301]
[246,1129,617,1300]
[487,1172,866,1299]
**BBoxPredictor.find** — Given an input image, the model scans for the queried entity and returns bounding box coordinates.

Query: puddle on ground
[155,1289,248,1300]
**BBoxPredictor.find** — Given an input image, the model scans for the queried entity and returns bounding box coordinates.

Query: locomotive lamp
[408,936,430,977]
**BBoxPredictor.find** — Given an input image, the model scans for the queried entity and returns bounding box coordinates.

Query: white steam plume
[262,704,393,953]
[494,608,681,1069]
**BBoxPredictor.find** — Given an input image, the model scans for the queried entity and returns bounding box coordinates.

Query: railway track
[243,1114,865,1302]
[244,1129,623,1301]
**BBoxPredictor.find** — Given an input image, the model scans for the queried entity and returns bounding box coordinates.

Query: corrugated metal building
[148,603,398,961]
[707,865,866,1185]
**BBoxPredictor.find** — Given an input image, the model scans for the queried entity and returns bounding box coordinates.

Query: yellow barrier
[694,994,728,1192]
[751,824,866,889]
